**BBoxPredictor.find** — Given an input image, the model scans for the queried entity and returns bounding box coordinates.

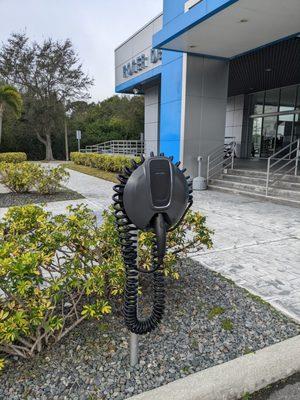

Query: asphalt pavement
[246,373,300,400]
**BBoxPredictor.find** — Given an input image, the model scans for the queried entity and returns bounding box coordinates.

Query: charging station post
[112,154,193,366]
[130,333,139,367]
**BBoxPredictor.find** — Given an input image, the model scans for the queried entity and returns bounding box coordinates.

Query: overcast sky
[0,0,162,102]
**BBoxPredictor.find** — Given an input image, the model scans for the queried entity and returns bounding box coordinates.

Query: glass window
[251,117,262,158]
[264,88,279,114]
[294,113,300,141]
[280,86,297,112]
[261,116,277,157]
[250,91,264,115]
[296,86,300,112]
[276,114,294,153]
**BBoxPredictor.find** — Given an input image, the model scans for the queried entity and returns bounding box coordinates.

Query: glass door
[276,114,294,154]
[260,116,277,158]
[251,117,262,158]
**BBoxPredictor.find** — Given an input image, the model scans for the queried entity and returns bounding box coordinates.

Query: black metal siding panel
[228,38,300,97]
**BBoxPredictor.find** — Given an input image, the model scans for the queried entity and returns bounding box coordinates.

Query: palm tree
[0,84,23,146]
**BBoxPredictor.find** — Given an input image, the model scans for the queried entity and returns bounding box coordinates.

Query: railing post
[295,139,300,176]
[266,157,271,196]
[231,144,235,170]
[207,155,210,181]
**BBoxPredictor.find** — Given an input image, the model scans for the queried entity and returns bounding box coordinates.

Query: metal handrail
[266,139,300,196]
[207,141,236,181]
[82,140,144,156]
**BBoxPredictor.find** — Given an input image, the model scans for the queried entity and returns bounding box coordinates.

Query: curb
[128,335,300,400]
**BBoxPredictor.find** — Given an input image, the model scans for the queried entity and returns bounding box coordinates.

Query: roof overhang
[153,0,300,59]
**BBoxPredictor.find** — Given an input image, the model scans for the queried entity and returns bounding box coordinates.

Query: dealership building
[115,0,300,182]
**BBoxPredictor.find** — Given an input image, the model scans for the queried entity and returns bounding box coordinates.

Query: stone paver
[191,190,300,322]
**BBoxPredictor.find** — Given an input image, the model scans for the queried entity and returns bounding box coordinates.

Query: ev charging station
[113,153,193,366]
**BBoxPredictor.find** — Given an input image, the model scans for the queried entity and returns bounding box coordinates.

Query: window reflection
[276,114,294,153]
[251,117,262,158]
[265,88,279,114]
[260,116,277,157]
[249,85,300,158]
[251,91,264,115]
[296,87,300,112]
[294,114,300,141]
[280,86,296,112]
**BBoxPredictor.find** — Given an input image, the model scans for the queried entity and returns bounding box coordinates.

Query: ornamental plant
[35,165,70,194]
[0,162,40,192]
[0,204,213,370]
[0,205,116,369]
[0,162,69,194]
[70,152,140,173]
[0,152,27,163]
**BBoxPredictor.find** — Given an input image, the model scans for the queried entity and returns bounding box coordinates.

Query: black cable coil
[113,157,165,335]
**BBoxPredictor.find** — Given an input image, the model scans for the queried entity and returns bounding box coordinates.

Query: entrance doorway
[249,84,300,158]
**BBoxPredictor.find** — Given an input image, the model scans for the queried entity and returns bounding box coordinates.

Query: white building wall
[115,14,163,88]
[225,95,245,157]
[144,85,160,156]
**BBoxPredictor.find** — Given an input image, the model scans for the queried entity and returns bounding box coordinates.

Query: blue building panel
[163,0,186,26]
[160,100,182,160]
[159,51,183,161]
[115,66,162,94]
[153,0,239,48]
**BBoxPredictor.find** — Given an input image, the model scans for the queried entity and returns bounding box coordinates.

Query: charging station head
[122,156,190,230]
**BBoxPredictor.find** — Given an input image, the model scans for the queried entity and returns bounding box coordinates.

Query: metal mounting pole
[130,232,139,367]
[130,332,139,367]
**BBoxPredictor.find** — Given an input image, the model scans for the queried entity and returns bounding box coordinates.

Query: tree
[0,84,22,146]
[0,33,93,160]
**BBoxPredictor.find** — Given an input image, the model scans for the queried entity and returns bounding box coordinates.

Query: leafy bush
[0,162,40,192]
[70,152,140,173]
[35,165,70,194]
[0,204,213,369]
[0,152,27,163]
[0,162,69,194]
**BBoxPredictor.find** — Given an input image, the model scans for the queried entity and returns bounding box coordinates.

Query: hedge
[70,152,140,173]
[0,152,27,163]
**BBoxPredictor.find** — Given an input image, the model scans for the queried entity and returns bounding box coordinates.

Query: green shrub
[70,152,140,173]
[0,204,213,369]
[35,165,70,195]
[0,162,40,193]
[0,205,116,368]
[0,152,27,163]
[0,163,69,194]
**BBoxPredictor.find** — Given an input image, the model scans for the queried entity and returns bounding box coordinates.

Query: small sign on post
[76,130,82,152]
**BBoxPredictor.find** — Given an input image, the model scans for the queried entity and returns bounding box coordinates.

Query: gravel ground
[0,189,84,208]
[0,260,299,400]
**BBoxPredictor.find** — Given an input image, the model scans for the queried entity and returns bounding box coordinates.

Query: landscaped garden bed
[0,190,83,207]
[0,160,83,206]
[0,259,298,400]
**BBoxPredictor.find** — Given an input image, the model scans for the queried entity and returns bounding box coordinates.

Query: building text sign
[123,49,162,79]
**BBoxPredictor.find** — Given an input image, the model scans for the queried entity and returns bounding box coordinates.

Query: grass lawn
[65,162,118,183]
